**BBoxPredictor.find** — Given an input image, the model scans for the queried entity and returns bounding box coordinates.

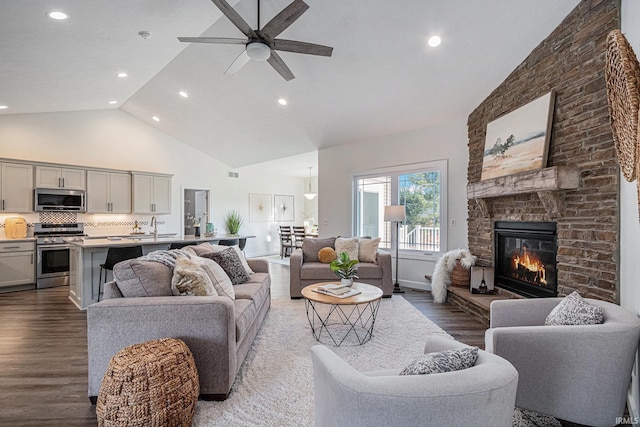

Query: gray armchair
[485,298,640,427]
[311,335,518,427]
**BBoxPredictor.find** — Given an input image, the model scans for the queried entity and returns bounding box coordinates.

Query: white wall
[0,109,308,257]
[620,0,640,420]
[318,116,469,289]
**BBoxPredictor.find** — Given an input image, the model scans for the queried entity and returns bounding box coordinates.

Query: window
[353,160,447,257]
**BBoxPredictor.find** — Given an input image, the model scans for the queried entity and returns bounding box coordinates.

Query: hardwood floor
[0,260,486,426]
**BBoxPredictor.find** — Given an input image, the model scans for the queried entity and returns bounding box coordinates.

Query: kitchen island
[69,234,254,309]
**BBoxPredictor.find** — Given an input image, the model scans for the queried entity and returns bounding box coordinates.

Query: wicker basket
[96,338,199,427]
[450,260,471,288]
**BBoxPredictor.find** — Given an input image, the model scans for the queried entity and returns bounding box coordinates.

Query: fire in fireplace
[494,221,557,298]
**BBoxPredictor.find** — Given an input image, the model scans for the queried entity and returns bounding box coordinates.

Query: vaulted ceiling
[1,0,580,172]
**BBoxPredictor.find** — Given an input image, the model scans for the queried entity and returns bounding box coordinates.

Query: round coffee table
[301,282,383,347]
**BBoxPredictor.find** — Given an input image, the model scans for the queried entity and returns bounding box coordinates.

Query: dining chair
[279,226,293,258]
[292,226,306,250]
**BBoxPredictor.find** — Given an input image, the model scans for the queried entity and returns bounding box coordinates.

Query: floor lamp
[384,205,406,294]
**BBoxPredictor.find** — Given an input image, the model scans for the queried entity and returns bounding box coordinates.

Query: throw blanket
[431,249,476,303]
[139,249,192,269]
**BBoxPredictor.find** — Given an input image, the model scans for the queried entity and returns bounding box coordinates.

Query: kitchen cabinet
[35,166,85,190]
[1,162,33,212]
[132,173,172,214]
[0,241,35,288]
[87,170,131,213]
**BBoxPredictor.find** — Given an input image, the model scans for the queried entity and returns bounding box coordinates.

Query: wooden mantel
[467,166,580,218]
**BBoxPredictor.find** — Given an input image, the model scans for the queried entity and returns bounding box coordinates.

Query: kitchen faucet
[150,216,157,238]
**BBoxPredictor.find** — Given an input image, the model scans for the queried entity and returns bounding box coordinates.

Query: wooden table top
[301,282,383,305]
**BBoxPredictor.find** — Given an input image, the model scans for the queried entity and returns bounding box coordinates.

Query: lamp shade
[384,205,406,222]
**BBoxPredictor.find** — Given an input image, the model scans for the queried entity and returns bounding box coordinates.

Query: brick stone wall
[466,0,620,302]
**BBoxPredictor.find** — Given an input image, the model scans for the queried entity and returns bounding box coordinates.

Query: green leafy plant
[224,210,244,235]
[330,252,359,280]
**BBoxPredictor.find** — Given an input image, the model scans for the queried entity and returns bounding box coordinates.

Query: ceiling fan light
[246,42,271,61]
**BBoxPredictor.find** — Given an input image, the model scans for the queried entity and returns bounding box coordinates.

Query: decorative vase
[340,278,353,287]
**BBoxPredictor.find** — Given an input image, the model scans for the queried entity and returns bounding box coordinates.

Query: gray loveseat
[87,247,270,402]
[290,237,393,298]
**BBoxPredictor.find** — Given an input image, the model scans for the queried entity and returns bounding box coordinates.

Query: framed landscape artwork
[480,91,555,180]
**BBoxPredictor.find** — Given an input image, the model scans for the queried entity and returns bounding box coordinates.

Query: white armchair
[485,298,640,427]
[311,335,518,427]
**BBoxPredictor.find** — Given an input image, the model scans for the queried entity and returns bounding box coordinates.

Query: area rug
[193,296,450,426]
[267,256,290,266]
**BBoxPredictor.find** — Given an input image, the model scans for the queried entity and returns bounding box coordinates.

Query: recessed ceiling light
[47,11,68,20]
[108,100,118,105]
[428,35,442,48]
[116,72,128,78]
[179,91,189,98]
[278,98,287,106]
[152,116,160,122]
[0,105,8,110]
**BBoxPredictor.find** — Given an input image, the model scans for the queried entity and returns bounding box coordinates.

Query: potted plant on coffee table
[330,252,359,287]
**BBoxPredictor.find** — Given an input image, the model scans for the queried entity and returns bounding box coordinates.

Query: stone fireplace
[494,221,557,298]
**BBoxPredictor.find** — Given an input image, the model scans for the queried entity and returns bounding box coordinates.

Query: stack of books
[313,283,361,299]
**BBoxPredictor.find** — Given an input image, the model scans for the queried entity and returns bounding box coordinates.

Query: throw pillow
[187,243,254,275]
[190,255,234,299]
[545,291,604,326]
[399,346,479,375]
[318,247,337,264]
[335,237,359,261]
[358,237,381,263]
[302,237,336,262]
[171,255,216,296]
[202,248,250,285]
[113,259,174,298]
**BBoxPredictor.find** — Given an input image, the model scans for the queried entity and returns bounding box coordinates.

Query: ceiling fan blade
[260,0,309,39]
[267,51,295,81]
[178,37,246,45]
[211,0,257,38]
[272,39,333,57]
[224,50,251,75]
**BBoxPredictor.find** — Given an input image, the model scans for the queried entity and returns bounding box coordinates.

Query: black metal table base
[304,298,381,347]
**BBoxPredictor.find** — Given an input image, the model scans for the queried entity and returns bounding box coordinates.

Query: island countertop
[72,234,255,249]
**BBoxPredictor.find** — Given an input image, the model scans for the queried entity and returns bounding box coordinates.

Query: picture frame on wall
[480,91,555,180]
[470,266,495,294]
[274,194,295,222]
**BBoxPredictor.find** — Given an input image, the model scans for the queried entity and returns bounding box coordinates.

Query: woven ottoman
[96,338,199,427]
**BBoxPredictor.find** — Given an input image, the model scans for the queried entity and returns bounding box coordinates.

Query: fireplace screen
[494,221,557,298]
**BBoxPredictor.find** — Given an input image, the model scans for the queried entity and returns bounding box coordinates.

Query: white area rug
[193,296,450,426]
[267,256,290,266]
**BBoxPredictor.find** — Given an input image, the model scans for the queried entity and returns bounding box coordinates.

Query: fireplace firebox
[494,221,557,298]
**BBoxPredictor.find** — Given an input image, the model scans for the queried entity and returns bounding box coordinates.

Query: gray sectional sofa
[290,237,393,298]
[87,247,270,402]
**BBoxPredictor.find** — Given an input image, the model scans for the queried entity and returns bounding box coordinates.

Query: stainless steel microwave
[34,188,86,212]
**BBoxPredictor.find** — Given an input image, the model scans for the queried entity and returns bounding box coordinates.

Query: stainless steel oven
[35,223,84,289]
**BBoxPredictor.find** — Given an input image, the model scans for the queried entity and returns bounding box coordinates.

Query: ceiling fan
[178,0,333,81]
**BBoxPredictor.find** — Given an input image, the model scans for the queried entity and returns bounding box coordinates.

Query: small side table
[302,282,383,347]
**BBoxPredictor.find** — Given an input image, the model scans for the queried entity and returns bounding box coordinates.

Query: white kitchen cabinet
[87,170,131,214]
[35,166,85,190]
[0,241,35,288]
[132,174,172,214]
[1,162,33,212]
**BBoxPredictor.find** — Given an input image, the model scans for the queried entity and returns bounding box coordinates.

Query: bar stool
[169,242,191,250]
[218,239,239,246]
[98,245,143,300]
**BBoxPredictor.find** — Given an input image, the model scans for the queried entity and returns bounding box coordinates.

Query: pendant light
[303,166,317,200]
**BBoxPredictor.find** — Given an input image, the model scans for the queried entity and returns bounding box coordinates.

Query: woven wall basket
[605,29,640,183]
[450,260,471,288]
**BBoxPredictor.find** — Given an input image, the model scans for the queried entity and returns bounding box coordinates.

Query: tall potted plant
[224,210,244,235]
[330,252,359,287]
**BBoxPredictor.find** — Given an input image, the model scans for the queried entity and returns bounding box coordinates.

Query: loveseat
[87,244,270,402]
[290,237,393,298]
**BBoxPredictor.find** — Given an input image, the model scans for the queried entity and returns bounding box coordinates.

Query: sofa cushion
[399,347,479,375]
[190,255,235,300]
[301,262,340,281]
[303,237,336,262]
[202,248,250,285]
[170,255,217,296]
[113,259,174,298]
[335,237,359,261]
[355,262,383,279]
[318,247,337,263]
[358,237,381,264]
[233,282,270,309]
[234,298,257,343]
[545,291,604,326]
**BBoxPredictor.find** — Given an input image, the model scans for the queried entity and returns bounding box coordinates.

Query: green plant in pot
[330,252,359,287]
[224,210,244,235]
